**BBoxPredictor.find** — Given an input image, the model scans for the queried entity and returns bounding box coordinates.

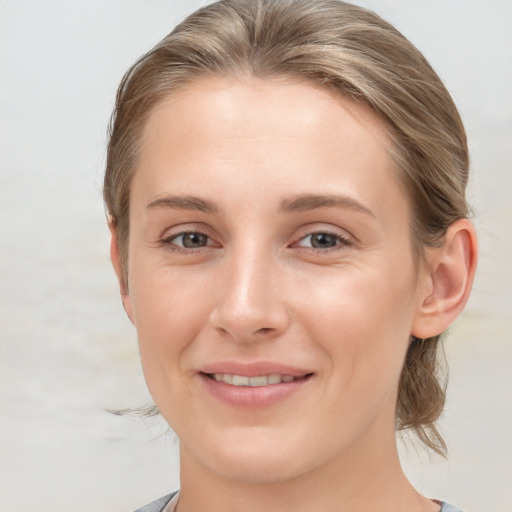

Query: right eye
[163,231,212,249]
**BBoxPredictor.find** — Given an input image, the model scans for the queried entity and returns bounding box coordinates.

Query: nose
[208,248,290,343]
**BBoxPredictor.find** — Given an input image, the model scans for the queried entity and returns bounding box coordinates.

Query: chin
[208,450,310,484]
[182,425,332,485]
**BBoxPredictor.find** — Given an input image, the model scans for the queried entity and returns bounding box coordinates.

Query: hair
[104,0,470,456]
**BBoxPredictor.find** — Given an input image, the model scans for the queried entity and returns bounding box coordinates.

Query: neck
[177,433,439,512]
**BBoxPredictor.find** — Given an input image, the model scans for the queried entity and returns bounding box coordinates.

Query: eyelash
[160,231,217,254]
[160,230,352,253]
[293,231,352,251]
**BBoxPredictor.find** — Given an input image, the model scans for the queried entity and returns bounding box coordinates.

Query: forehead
[133,76,407,221]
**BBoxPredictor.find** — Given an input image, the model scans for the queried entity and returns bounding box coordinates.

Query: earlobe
[108,218,135,324]
[412,219,478,339]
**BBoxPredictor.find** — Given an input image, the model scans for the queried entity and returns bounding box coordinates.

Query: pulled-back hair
[104,0,470,455]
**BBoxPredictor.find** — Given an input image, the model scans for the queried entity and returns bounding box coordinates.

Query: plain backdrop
[1,1,511,511]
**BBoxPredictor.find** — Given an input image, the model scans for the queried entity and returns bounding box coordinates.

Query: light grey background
[0,1,510,511]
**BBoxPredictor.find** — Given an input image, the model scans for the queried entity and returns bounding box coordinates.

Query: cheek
[127,263,213,393]
[296,264,415,391]
[129,251,211,332]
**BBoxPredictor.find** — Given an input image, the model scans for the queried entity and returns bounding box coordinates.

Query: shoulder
[132,491,178,512]
[131,494,462,512]
[440,502,464,512]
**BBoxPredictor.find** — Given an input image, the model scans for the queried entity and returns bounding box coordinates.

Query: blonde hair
[104,0,470,455]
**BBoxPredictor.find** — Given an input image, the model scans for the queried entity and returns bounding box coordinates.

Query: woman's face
[120,77,430,483]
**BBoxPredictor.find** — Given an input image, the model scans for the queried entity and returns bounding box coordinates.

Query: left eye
[297,232,348,249]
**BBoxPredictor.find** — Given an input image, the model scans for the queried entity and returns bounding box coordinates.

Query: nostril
[208,298,290,342]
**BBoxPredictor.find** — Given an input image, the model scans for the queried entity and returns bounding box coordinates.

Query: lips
[198,361,314,408]
[200,361,312,378]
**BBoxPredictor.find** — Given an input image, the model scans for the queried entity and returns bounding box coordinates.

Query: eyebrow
[279,194,376,218]
[146,195,219,214]
[146,193,375,218]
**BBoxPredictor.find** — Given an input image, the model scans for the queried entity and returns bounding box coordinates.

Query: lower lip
[199,373,312,409]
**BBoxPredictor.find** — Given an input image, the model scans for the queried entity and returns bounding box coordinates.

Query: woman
[103,1,477,511]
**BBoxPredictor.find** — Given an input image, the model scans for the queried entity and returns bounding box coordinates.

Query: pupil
[183,232,207,248]
[311,233,336,248]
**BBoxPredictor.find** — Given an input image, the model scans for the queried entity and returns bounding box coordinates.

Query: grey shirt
[133,492,463,512]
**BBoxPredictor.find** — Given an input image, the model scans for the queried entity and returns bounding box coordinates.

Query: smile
[208,373,302,386]
[200,369,314,408]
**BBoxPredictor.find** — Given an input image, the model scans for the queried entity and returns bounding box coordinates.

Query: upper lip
[199,361,313,377]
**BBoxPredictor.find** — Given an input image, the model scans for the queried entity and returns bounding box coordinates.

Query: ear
[108,218,134,324]
[412,219,478,339]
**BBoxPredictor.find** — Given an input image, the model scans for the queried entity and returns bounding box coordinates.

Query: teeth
[267,374,282,384]
[249,376,267,387]
[222,374,233,384]
[232,375,250,386]
[211,373,300,387]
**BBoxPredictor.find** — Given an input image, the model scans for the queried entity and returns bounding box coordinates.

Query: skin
[110,77,477,512]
